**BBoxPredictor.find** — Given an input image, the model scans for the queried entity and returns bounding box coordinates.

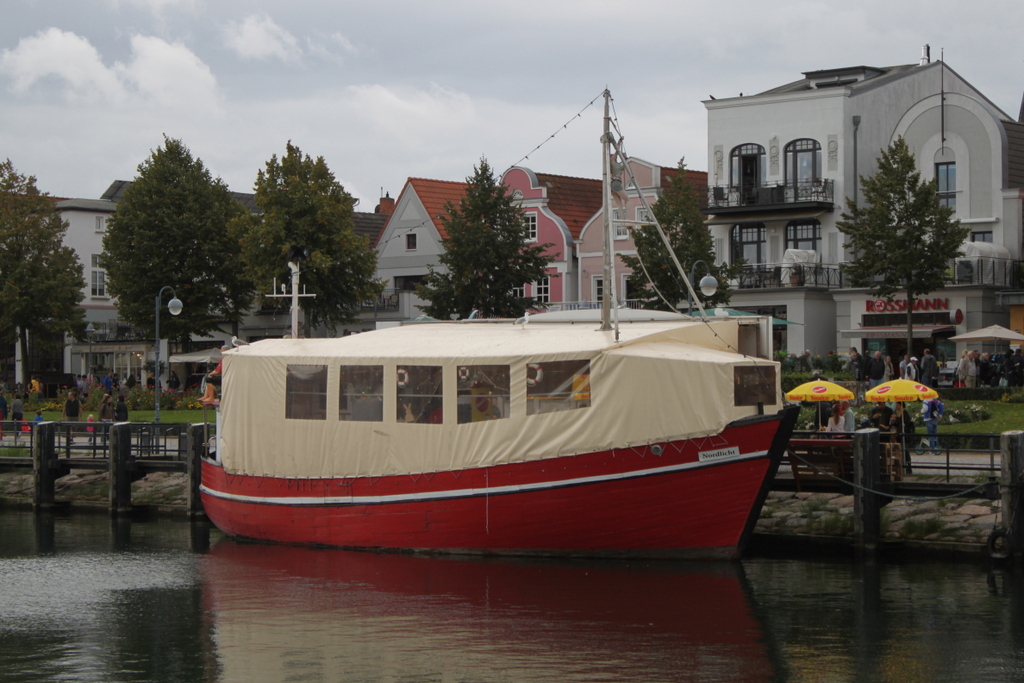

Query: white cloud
[0,28,124,102]
[224,14,301,62]
[115,35,219,109]
[0,29,219,113]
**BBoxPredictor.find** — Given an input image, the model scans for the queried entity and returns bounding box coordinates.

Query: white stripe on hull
[201,449,768,507]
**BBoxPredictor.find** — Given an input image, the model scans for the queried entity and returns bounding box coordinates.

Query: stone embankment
[757,490,1003,548]
[1,471,189,508]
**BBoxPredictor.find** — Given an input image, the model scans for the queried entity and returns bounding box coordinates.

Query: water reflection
[203,541,775,682]
[2,510,1024,683]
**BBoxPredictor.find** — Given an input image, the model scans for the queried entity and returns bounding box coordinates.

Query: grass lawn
[36,409,210,424]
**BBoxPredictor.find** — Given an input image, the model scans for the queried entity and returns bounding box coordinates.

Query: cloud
[115,35,219,109]
[0,28,123,102]
[224,14,301,62]
[0,29,219,111]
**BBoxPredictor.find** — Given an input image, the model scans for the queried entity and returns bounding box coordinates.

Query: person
[1014,348,1024,388]
[114,395,129,422]
[883,354,895,381]
[841,399,855,432]
[167,370,181,390]
[848,351,863,382]
[125,373,136,390]
[978,352,994,387]
[866,351,886,389]
[102,370,115,393]
[905,357,920,382]
[869,404,894,441]
[10,393,24,443]
[0,391,7,439]
[958,350,978,388]
[798,350,814,373]
[825,404,844,434]
[202,345,231,404]
[920,349,939,388]
[922,396,945,452]
[32,410,43,423]
[146,372,155,389]
[61,389,82,422]
[898,353,909,380]
[86,414,96,445]
[30,377,43,401]
[891,402,916,473]
[98,393,115,422]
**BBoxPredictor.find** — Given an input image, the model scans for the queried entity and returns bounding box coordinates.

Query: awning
[169,348,222,364]
[703,209,825,226]
[841,326,954,339]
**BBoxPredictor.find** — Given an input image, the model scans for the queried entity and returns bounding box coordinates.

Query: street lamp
[85,323,95,386]
[154,286,183,423]
[687,260,719,316]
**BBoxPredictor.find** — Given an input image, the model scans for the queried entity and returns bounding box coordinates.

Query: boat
[199,91,798,558]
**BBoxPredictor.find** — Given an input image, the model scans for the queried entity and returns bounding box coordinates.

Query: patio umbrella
[949,324,1024,343]
[786,380,855,402]
[865,379,939,402]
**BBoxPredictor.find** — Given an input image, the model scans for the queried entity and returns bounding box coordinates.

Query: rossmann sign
[865,298,949,313]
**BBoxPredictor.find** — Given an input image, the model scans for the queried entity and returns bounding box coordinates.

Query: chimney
[376,191,394,216]
[919,44,931,66]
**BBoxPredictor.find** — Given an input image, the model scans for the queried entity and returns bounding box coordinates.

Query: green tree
[0,159,86,379]
[234,142,382,334]
[620,160,741,312]
[103,137,253,344]
[837,137,968,351]
[417,158,552,319]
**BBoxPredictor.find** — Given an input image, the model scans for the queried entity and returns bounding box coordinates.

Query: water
[1,510,1023,682]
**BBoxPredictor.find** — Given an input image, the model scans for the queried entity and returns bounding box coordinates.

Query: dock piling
[32,422,57,510]
[853,428,881,553]
[109,423,134,514]
[999,431,1024,558]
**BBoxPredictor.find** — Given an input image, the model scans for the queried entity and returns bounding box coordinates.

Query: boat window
[285,365,328,420]
[339,365,384,422]
[457,365,510,423]
[396,365,443,424]
[526,360,591,415]
[734,366,777,406]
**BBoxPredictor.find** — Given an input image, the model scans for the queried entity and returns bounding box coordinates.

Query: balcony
[733,257,1024,291]
[706,180,834,215]
[736,263,844,290]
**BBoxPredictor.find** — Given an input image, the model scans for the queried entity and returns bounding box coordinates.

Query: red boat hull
[201,408,796,558]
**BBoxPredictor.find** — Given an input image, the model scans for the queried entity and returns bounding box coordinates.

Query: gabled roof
[532,173,603,239]
[403,177,468,241]
[352,212,387,243]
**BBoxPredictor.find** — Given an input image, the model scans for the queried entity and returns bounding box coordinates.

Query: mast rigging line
[502,91,605,177]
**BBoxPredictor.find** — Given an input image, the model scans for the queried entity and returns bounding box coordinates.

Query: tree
[417,158,552,319]
[234,142,382,334]
[0,159,86,382]
[103,137,253,344]
[620,160,741,312]
[837,137,968,353]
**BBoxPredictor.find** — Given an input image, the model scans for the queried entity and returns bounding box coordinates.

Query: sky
[2,0,1022,210]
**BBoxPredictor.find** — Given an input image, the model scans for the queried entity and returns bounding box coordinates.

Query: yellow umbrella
[786,380,855,402]
[864,379,939,402]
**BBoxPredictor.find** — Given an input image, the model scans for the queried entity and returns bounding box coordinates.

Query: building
[703,47,1024,365]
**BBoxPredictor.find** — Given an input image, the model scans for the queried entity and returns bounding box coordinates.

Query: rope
[787,450,991,501]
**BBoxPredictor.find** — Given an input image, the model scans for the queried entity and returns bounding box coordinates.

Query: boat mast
[600,90,616,336]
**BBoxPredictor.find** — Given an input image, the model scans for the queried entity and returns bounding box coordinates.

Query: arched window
[731,223,766,265]
[785,220,821,252]
[784,139,822,200]
[730,144,766,204]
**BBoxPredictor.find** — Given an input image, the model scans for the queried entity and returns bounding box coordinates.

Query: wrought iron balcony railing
[707,179,835,210]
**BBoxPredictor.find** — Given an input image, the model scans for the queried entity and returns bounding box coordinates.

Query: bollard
[853,428,881,553]
[109,423,134,514]
[186,424,206,517]
[995,431,1024,559]
[32,422,57,510]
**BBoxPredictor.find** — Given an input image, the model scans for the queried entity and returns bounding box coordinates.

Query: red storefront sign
[865,298,949,313]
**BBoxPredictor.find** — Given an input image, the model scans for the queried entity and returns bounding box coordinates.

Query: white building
[703,47,1024,365]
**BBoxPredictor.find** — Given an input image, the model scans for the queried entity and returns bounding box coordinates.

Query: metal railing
[707,179,835,209]
[736,263,843,290]
[360,288,402,312]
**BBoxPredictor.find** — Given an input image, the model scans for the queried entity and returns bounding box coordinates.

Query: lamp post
[85,323,95,387]
[154,286,183,423]
[687,260,719,316]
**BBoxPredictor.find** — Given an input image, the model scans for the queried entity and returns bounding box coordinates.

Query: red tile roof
[533,173,603,239]
[407,177,468,241]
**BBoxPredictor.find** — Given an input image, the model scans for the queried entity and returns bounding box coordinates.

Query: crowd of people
[844,345,1023,389]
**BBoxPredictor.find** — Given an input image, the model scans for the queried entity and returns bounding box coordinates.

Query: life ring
[526,363,543,387]
[987,528,1014,559]
[458,367,470,381]
[396,368,409,389]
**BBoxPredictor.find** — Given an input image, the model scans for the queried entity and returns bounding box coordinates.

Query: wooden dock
[0,420,208,515]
